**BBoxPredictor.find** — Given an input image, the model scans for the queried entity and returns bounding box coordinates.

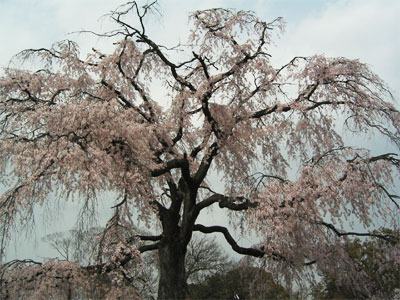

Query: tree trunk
[157,240,187,299]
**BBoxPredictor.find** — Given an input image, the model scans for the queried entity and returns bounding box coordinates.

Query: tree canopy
[0,1,399,299]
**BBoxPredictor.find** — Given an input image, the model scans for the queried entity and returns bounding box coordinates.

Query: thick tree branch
[192,51,210,80]
[138,242,159,253]
[369,152,400,165]
[251,104,291,118]
[195,192,257,216]
[193,142,218,185]
[138,235,162,241]
[193,224,264,258]
[128,234,162,243]
[126,25,197,92]
[150,158,190,177]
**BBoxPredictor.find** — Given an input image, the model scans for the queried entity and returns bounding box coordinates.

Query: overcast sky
[1,0,399,260]
[1,0,399,94]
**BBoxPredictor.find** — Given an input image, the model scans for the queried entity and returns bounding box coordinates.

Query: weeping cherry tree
[0,1,399,299]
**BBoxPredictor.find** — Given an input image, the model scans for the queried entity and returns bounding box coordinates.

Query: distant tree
[187,264,290,299]
[185,234,232,284]
[311,229,400,299]
[1,1,400,299]
[42,227,102,264]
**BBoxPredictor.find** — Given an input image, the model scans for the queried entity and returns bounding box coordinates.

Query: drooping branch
[318,221,399,243]
[193,224,264,258]
[250,93,348,119]
[378,184,400,209]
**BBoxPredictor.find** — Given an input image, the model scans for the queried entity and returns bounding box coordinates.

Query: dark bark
[156,178,191,300]
[157,238,187,299]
